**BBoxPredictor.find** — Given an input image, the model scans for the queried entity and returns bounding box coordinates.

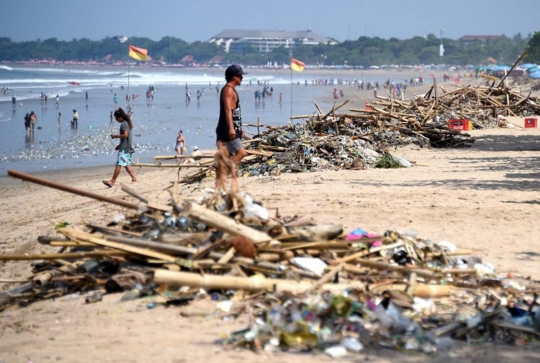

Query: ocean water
[0,65,385,174]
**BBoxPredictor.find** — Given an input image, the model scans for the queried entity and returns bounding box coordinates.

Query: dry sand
[0,126,539,362]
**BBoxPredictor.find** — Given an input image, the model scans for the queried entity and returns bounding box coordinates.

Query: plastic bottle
[341,337,363,352]
[324,346,347,358]
[177,216,189,230]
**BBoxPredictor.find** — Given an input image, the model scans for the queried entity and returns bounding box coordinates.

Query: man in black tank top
[216,64,248,165]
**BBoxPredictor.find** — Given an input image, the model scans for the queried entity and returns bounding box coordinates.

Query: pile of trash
[2,168,540,357]
[241,124,413,177]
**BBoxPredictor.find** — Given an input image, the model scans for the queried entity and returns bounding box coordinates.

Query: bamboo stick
[290,114,317,119]
[497,49,527,88]
[182,201,276,245]
[352,259,438,279]
[133,163,205,168]
[259,145,288,152]
[312,263,343,291]
[154,154,214,160]
[119,184,171,212]
[322,100,349,118]
[246,150,273,157]
[60,228,180,263]
[7,169,139,210]
[50,241,96,247]
[85,224,144,237]
[152,269,362,294]
[0,250,128,261]
[217,247,235,264]
[313,102,324,115]
[411,284,451,298]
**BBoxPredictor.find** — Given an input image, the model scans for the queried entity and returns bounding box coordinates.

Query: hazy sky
[1,0,538,43]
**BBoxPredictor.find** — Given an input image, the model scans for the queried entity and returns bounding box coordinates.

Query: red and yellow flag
[128,45,148,61]
[291,58,305,72]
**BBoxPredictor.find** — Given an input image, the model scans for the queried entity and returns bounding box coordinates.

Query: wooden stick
[217,247,235,264]
[0,279,31,283]
[120,183,146,203]
[7,169,138,210]
[497,49,527,88]
[153,269,362,294]
[353,259,438,279]
[246,150,273,157]
[322,100,349,118]
[133,163,205,168]
[60,228,180,263]
[182,201,276,244]
[312,263,343,291]
[412,284,451,298]
[0,250,128,260]
[50,241,96,247]
[85,224,144,237]
[314,102,324,114]
[154,154,214,160]
[290,114,317,119]
[119,184,171,212]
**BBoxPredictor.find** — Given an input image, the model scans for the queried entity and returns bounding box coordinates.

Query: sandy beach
[0,123,539,362]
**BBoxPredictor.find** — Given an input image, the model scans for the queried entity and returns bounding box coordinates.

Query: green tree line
[0,33,534,66]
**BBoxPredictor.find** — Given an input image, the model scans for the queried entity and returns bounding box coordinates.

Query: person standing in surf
[216,65,247,166]
[29,111,37,133]
[24,113,31,134]
[72,109,78,129]
[102,108,137,187]
[175,130,186,156]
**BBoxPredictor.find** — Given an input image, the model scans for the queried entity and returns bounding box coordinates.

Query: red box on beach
[524,118,537,128]
[448,119,472,131]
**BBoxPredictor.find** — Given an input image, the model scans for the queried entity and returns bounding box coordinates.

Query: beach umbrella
[527,66,539,73]
[520,63,537,69]
[529,71,540,79]
[494,65,510,71]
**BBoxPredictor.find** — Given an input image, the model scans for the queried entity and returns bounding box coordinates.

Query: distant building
[459,35,502,44]
[111,36,128,43]
[208,29,338,54]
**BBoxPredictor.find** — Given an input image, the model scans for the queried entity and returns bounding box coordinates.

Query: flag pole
[290,62,293,118]
[127,65,130,104]
[289,40,293,119]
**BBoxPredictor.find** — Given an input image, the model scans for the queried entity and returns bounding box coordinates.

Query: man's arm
[222,87,237,140]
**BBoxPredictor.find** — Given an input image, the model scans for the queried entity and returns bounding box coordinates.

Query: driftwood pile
[292,82,540,147]
[2,163,540,355]
[131,81,540,182]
